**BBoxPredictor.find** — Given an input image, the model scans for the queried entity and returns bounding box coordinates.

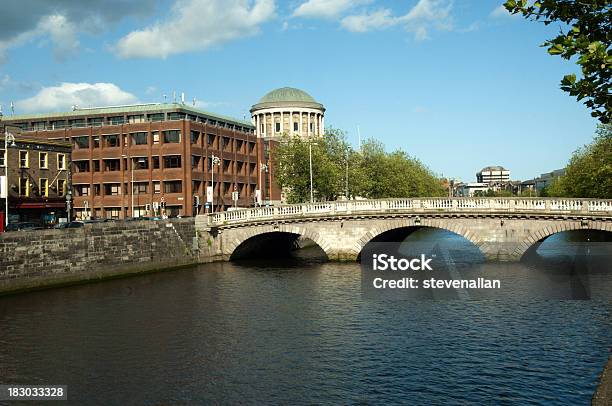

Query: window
[164,180,182,194]
[69,119,85,128]
[109,116,125,125]
[153,181,161,194]
[192,155,201,169]
[275,122,281,132]
[104,134,120,147]
[39,178,48,197]
[74,160,90,173]
[128,115,144,123]
[0,150,5,167]
[163,130,181,143]
[134,182,148,194]
[222,137,231,150]
[58,154,66,170]
[223,159,231,173]
[294,122,299,131]
[152,131,160,145]
[73,136,89,149]
[19,178,29,196]
[168,112,186,120]
[19,150,29,168]
[93,160,101,172]
[131,132,148,145]
[207,134,215,146]
[75,185,90,197]
[39,152,48,169]
[104,183,121,196]
[93,136,100,148]
[32,121,46,130]
[152,156,160,169]
[51,120,66,129]
[163,155,181,168]
[190,130,200,144]
[89,117,104,127]
[104,159,120,171]
[105,207,121,219]
[94,184,101,196]
[57,179,66,196]
[123,134,128,147]
[133,157,149,170]
[148,113,164,122]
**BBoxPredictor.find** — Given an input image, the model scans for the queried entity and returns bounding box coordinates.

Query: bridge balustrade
[204,198,612,226]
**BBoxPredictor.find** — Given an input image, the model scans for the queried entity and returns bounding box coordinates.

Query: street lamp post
[3,130,16,228]
[210,154,220,213]
[260,162,268,206]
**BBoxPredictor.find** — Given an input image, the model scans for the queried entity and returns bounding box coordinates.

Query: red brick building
[3,103,274,219]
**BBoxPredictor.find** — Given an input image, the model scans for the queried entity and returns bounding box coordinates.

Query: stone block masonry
[0,218,201,295]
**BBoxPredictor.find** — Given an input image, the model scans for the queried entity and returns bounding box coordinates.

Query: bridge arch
[355,218,486,260]
[225,223,331,261]
[515,222,612,260]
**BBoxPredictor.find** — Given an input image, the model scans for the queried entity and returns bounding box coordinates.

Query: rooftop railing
[206,197,612,226]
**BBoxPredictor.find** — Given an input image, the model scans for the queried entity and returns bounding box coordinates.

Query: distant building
[457,182,490,197]
[1,128,72,227]
[476,166,510,184]
[535,168,565,191]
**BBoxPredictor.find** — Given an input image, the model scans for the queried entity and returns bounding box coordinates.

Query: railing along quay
[206,198,612,226]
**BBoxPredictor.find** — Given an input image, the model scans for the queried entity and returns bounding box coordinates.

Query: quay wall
[0,218,204,295]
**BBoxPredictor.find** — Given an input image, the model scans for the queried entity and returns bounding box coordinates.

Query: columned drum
[250,87,326,139]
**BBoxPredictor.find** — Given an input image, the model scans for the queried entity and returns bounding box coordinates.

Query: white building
[476,166,510,184]
[457,182,491,197]
[250,87,325,139]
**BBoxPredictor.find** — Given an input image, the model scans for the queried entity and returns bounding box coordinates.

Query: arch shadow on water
[230,232,328,265]
[520,229,612,300]
[357,226,486,266]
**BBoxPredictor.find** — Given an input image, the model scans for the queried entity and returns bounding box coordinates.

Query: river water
[0,229,610,405]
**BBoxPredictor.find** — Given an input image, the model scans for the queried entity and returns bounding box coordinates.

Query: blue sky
[0,0,597,181]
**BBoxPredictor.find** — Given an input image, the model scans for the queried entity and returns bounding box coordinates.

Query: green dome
[258,87,317,104]
[251,87,325,112]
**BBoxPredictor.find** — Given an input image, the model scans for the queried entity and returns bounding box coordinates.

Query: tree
[545,124,612,198]
[504,0,611,123]
[274,132,446,203]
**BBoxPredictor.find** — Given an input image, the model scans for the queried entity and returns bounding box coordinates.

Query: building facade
[250,87,325,139]
[1,129,72,226]
[476,166,510,184]
[3,103,260,219]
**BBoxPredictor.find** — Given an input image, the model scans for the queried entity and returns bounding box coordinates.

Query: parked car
[5,222,40,231]
[65,221,85,228]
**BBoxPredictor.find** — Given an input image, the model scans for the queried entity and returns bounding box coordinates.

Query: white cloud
[293,0,371,19]
[340,0,452,40]
[490,5,517,18]
[16,82,138,113]
[341,9,395,32]
[115,0,275,59]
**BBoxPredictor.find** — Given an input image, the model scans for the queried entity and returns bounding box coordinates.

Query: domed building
[250,87,325,138]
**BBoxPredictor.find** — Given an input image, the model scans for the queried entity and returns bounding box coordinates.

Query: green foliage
[504,0,611,123]
[545,124,612,198]
[273,129,446,203]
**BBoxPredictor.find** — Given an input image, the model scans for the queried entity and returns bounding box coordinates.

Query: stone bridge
[195,198,612,262]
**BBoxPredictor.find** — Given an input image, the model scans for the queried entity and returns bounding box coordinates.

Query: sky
[0,0,598,182]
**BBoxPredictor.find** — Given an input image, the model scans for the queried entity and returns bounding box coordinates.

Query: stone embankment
[0,218,204,295]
